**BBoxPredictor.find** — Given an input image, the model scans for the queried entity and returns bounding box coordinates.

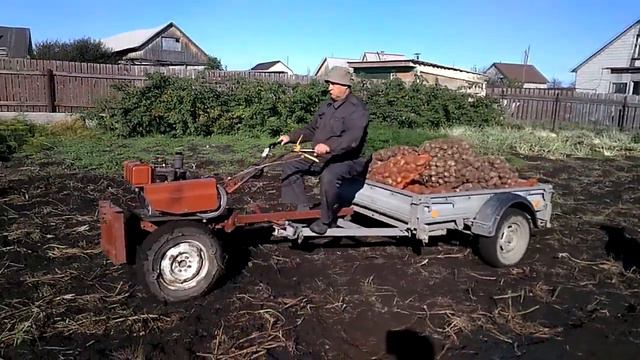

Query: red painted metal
[98,201,127,265]
[220,207,354,231]
[142,178,219,214]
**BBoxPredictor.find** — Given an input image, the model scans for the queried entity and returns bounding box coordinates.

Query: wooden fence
[0,58,314,113]
[487,87,640,131]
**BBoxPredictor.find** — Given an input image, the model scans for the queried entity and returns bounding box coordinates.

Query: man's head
[323,66,352,101]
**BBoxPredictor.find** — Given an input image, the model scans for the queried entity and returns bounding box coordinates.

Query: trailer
[99,151,554,302]
[274,179,553,268]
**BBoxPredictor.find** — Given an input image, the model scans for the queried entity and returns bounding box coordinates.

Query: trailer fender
[471,193,537,237]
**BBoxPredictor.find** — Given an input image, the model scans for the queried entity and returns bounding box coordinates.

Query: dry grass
[0,274,178,348]
[420,298,562,357]
[111,341,145,360]
[196,285,309,359]
[44,244,101,259]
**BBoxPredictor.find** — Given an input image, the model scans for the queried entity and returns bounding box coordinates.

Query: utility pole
[522,45,530,84]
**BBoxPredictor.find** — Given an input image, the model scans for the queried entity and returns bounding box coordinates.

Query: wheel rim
[159,240,209,291]
[497,219,529,264]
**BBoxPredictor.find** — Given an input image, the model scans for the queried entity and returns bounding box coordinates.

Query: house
[484,63,549,88]
[314,57,358,77]
[348,57,488,95]
[571,19,640,95]
[250,60,294,75]
[360,51,408,61]
[101,22,209,66]
[0,26,33,58]
[313,51,486,94]
[313,52,407,77]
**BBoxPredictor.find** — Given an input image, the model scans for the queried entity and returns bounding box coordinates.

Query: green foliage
[84,73,504,138]
[18,126,442,175]
[34,37,116,63]
[354,78,503,128]
[365,123,445,155]
[0,118,37,160]
[205,55,224,70]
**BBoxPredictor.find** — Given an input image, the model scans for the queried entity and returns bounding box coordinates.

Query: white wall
[264,62,293,75]
[523,83,548,89]
[575,22,640,93]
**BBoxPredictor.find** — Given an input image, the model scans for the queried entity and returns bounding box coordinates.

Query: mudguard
[99,201,127,264]
[471,193,537,237]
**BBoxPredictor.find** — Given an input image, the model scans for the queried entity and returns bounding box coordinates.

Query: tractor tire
[477,208,531,268]
[137,221,223,302]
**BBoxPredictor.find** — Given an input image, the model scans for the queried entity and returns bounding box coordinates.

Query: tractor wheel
[137,221,223,302]
[477,208,531,267]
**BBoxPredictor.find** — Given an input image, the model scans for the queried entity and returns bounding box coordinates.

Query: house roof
[313,57,359,76]
[348,59,487,76]
[0,26,32,58]
[361,51,407,61]
[489,63,548,84]
[571,18,640,72]
[251,60,281,70]
[250,60,294,73]
[102,23,170,52]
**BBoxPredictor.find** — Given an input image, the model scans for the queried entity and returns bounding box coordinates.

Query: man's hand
[278,135,290,145]
[314,143,330,155]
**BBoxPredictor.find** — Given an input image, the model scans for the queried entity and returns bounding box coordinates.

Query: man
[278,66,370,235]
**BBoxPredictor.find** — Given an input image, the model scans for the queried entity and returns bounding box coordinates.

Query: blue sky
[2,0,638,84]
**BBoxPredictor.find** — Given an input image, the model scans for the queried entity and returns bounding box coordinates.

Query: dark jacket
[288,93,369,162]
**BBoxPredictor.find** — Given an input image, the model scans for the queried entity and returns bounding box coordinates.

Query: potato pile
[367,138,538,194]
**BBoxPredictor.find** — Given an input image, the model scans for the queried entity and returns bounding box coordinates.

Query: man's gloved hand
[314,143,331,155]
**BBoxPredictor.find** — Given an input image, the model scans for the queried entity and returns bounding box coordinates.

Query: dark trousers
[281,157,367,223]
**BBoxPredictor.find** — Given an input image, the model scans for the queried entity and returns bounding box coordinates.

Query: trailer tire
[137,221,223,302]
[477,208,531,267]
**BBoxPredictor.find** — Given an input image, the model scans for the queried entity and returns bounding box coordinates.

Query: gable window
[635,36,640,58]
[161,37,181,51]
[611,82,628,94]
[633,81,640,96]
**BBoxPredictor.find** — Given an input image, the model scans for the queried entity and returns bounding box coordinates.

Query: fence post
[44,69,56,113]
[551,92,559,131]
[617,95,628,130]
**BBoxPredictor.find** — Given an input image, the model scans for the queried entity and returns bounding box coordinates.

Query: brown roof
[490,63,548,84]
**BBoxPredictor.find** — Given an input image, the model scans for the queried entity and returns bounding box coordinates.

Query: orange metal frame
[99,201,127,265]
[98,199,353,265]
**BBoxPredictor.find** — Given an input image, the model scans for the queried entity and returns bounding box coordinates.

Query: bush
[0,118,37,160]
[84,73,504,138]
[34,37,116,63]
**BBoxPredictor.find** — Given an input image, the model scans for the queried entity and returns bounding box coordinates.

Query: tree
[548,77,563,88]
[205,55,223,70]
[34,37,116,63]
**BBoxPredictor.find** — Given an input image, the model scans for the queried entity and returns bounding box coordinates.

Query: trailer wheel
[477,208,531,267]
[138,221,223,302]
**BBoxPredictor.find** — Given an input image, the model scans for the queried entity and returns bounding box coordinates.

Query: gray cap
[323,66,352,87]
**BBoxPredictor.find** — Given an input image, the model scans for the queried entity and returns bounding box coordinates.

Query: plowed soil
[1,154,639,359]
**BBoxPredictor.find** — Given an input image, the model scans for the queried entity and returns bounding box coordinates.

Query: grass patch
[15,121,640,176]
[17,122,445,175]
[366,123,445,153]
[447,125,640,159]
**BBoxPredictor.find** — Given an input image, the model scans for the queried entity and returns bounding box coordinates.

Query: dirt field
[1,151,639,359]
